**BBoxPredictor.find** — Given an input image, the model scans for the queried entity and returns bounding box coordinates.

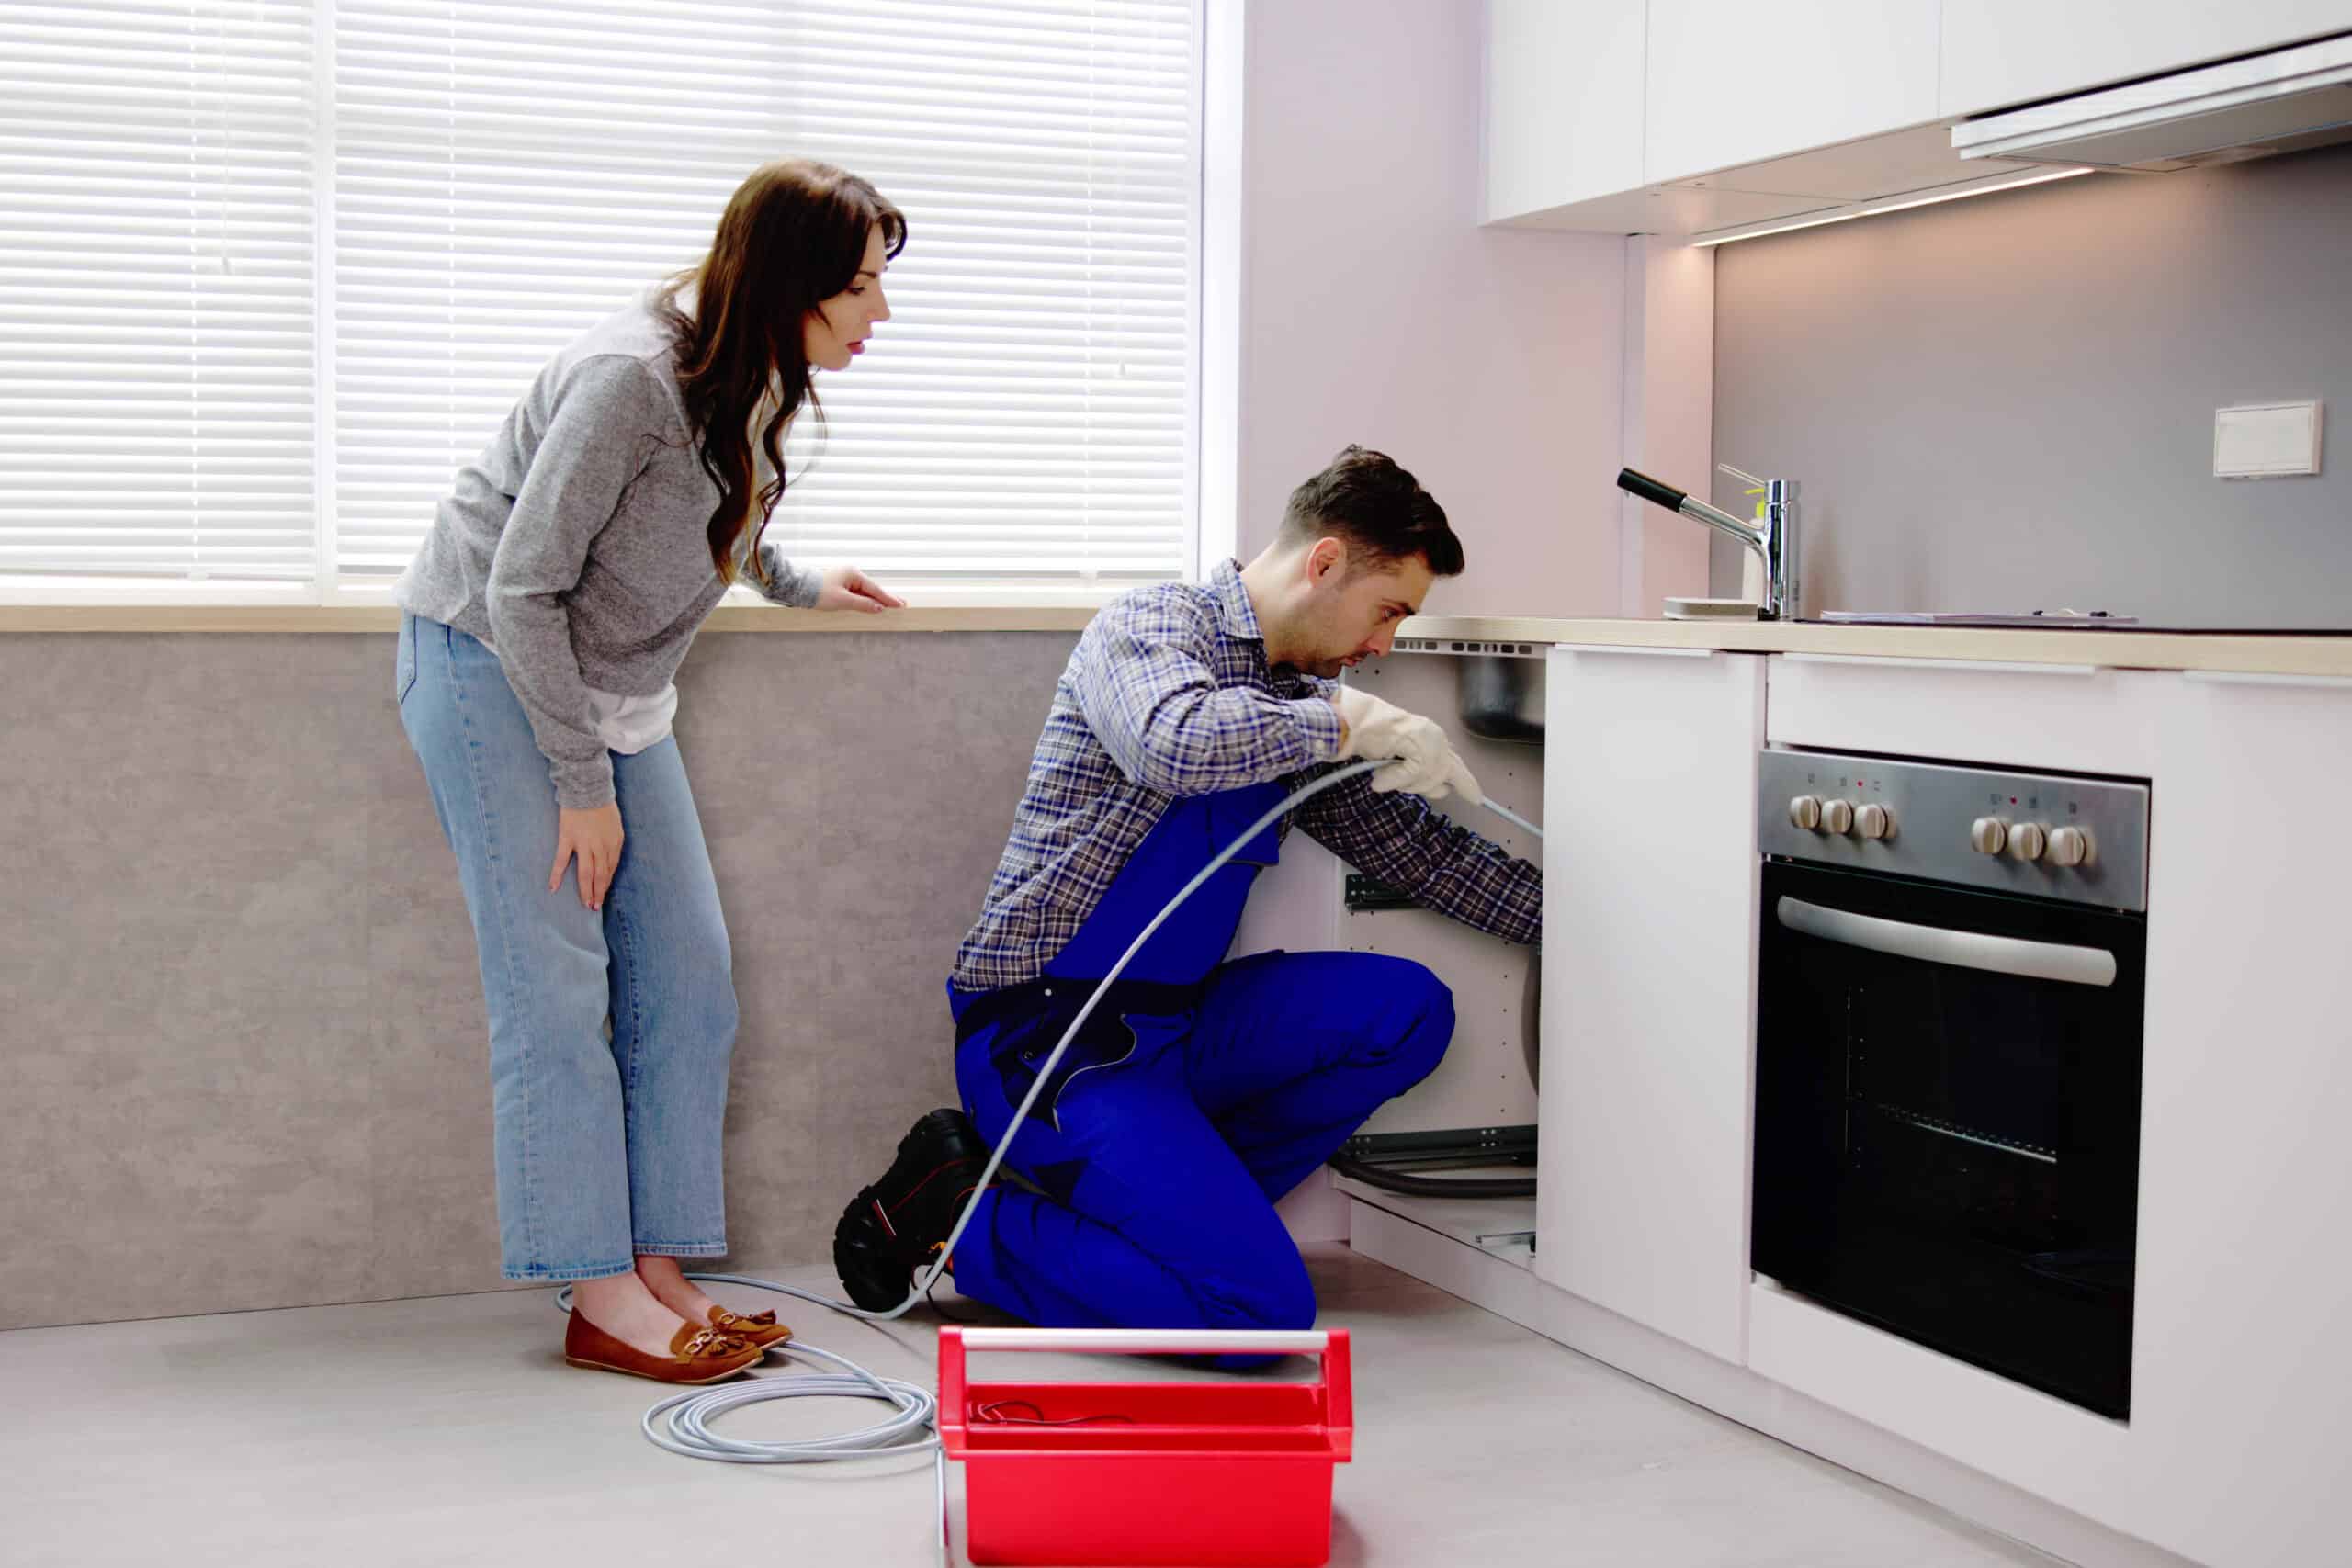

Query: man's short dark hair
[1278,445,1464,577]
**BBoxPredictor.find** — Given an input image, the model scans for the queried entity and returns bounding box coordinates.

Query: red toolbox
[938,1326,1354,1567]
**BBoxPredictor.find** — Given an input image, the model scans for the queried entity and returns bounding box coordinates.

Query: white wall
[1220,0,1650,1239]
[1227,0,1638,618]
[1622,235,1716,617]
[1225,0,1706,988]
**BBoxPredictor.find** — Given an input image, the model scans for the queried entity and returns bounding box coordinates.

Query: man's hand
[814,565,906,614]
[1332,687,1483,806]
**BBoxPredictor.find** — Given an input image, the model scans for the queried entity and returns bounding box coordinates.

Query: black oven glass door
[1753,861,2146,1419]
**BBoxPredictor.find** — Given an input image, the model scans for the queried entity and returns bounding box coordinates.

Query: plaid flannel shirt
[949,559,1543,992]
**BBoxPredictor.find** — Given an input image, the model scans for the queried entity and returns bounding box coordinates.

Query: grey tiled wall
[1,628,1076,1329]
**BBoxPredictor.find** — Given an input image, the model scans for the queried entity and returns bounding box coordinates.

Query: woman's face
[802,225,892,372]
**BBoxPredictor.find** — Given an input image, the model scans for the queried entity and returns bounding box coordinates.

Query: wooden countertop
[6,602,2348,679]
[1394,615,2352,681]
[0,604,1099,635]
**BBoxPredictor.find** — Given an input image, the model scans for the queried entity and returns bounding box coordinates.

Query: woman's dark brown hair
[656,160,907,586]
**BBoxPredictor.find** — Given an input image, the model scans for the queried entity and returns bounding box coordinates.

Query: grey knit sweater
[394,293,821,808]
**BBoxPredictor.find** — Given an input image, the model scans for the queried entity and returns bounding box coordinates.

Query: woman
[393,160,907,1384]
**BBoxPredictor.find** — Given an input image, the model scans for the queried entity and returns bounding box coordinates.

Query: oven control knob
[1855,803,1894,840]
[1971,817,2008,855]
[1821,798,1855,835]
[1788,795,1822,831]
[2009,821,2049,862]
[2047,825,2093,868]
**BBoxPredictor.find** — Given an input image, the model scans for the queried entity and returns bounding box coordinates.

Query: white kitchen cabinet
[1363,633,2352,1563]
[1764,653,2170,779]
[1752,663,2352,1564]
[1536,646,1766,1364]
[1940,1,2352,118]
[2130,671,2352,1568]
[1484,0,2029,233]
[1644,0,1941,185]
[1483,0,1645,222]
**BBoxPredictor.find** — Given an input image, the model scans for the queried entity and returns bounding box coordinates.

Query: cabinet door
[2133,672,2352,1567]
[1941,1,2352,118]
[1537,646,1766,1363]
[1483,0,1645,221]
[1644,0,1940,185]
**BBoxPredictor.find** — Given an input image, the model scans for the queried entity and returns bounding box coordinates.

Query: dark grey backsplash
[1710,142,2352,629]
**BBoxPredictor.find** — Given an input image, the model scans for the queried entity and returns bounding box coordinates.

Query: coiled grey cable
[637,1336,938,1463]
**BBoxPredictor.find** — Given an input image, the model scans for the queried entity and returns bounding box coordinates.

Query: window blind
[760,0,1201,585]
[0,1,318,591]
[0,0,1200,600]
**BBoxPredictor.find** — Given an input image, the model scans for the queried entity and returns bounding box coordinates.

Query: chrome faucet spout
[1616,467,1802,621]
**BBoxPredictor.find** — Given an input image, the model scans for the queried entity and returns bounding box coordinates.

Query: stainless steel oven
[1751,748,2150,1420]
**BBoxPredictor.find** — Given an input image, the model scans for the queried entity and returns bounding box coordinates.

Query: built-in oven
[1751,749,2150,1420]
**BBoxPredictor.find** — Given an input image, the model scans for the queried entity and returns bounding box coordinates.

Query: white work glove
[1332,686,1483,806]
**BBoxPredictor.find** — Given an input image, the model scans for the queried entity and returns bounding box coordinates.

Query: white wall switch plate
[2214,400,2323,479]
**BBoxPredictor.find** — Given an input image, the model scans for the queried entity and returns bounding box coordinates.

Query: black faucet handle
[1616,468,1688,513]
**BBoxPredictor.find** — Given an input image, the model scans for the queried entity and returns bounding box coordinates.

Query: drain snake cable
[546,762,1542,1553]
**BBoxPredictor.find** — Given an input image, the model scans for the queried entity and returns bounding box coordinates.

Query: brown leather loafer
[707,1304,794,1351]
[563,1312,763,1384]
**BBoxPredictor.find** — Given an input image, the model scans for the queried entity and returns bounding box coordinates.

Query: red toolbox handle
[938,1326,1353,1461]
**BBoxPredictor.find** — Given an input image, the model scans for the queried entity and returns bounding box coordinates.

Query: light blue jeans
[395,613,736,1280]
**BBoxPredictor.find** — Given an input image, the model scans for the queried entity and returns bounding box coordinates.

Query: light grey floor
[1,1246,2057,1568]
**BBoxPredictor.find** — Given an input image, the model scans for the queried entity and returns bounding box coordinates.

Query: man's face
[1289,545,1433,679]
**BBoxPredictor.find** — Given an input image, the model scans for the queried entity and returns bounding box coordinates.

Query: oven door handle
[1776,897,2119,988]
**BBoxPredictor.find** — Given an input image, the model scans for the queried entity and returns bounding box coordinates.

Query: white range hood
[1952,31,2352,172]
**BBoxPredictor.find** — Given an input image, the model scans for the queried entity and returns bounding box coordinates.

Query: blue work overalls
[946,784,1456,1333]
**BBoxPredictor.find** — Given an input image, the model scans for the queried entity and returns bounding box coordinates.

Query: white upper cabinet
[1483,1,2352,234]
[1643,0,1942,185]
[1483,0,1646,221]
[1941,2,2352,118]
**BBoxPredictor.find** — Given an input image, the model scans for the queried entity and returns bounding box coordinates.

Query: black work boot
[833,1109,991,1312]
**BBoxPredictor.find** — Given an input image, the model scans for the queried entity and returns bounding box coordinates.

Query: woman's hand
[553,802,625,911]
[814,564,906,614]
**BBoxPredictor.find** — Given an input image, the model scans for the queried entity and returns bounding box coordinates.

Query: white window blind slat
[2,0,1199,596]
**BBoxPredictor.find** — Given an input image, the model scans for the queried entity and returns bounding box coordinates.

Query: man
[833,446,1542,1333]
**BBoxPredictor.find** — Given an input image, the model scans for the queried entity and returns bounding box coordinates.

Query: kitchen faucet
[1617,465,1802,622]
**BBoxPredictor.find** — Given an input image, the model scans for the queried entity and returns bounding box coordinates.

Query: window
[0,3,317,595]
[0,0,1202,604]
